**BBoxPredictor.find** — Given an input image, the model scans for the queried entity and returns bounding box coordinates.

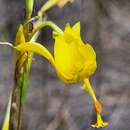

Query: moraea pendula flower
[54,23,96,83]
[15,22,108,128]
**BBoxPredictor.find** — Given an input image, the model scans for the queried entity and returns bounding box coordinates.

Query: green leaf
[2,94,12,130]
[20,57,32,105]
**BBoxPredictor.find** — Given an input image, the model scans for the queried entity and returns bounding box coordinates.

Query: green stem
[38,0,58,17]
[29,21,63,41]
[25,0,58,26]
[2,94,12,130]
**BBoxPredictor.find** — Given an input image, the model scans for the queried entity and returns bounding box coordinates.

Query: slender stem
[9,1,34,130]
[24,15,40,26]
[29,21,63,41]
[38,0,58,17]
[83,79,103,114]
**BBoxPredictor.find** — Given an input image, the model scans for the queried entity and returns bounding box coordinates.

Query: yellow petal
[15,42,73,83]
[54,34,85,77]
[80,43,96,62]
[55,27,83,76]
[72,22,80,36]
[63,23,83,47]
[55,35,91,82]
[15,24,26,62]
[54,36,74,77]
[15,42,55,67]
[81,44,97,75]
[15,25,25,45]
[68,42,87,78]
[70,43,96,79]
[64,23,74,42]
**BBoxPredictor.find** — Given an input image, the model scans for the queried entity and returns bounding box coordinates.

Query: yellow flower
[54,23,96,83]
[16,22,96,83]
[49,0,74,8]
[15,22,108,128]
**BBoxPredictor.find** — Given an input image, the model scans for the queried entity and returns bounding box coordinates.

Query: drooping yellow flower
[16,22,96,83]
[54,23,96,83]
[15,22,108,128]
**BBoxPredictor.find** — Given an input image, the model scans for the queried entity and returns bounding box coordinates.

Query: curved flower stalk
[38,0,73,18]
[14,22,108,128]
[26,0,74,30]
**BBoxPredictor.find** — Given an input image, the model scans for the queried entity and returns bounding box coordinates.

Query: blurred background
[0,0,130,130]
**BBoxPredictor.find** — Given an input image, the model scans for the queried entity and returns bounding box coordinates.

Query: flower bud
[26,0,34,19]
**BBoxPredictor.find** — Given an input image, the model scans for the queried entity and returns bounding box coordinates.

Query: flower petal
[15,42,73,83]
[72,22,80,36]
[15,42,55,67]
[80,43,96,62]
[54,36,74,77]
[15,25,25,45]
[54,24,97,82]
